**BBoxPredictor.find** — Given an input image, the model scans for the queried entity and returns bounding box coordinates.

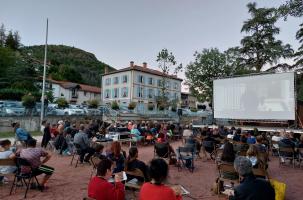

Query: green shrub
[55,98,69,108]
[88,99,99,108]
[111,101,119,110]
[22,94,36,109]
[128,102,136,110]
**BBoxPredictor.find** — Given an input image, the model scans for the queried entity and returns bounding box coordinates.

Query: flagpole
[40,18,48,123]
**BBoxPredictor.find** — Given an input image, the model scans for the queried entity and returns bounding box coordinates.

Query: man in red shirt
[88,158,125,200]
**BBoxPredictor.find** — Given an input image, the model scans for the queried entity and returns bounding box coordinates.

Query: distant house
[42,79,101,105]
[101,61,182,112]
[181,92,197,109]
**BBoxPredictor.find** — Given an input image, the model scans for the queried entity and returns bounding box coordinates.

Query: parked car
[64,104,85,115]
[84,108,102,116]
[47,107,65,116]
[3,101,25,116]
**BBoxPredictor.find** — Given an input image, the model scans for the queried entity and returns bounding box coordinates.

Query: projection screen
[213,72,295,120]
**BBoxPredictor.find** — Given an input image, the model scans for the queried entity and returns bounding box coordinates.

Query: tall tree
[240,2,293,72]
[294,23,303,68]
[156,48,182,109]
[185,48,229,101]
[278,0,303,18]
[0,24,6,47]
[13,31,21,49]
[5,30,18,50]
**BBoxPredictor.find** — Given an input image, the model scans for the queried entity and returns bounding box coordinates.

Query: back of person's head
[111,141,121,157]
[79,124,85,131]
[256,135,263,143]
[149,158,168,184]
[236,128,241,135]
[234,156,252,177]
[240,135,247,143]
[221,142,235,162]
[97,158,113,176]
[128,147,138,159]
[27,139,37,147]
[247,145,258,157]
[41,120,47,125]
[95,144,104,153]
[0,139,11,148]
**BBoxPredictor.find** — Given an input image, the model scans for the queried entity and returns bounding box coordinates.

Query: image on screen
[213,72,295,120]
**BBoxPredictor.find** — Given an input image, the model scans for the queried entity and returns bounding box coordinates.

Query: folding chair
[278,147,295,168]
[214,148,223,164]
[217,163,239,197]
[70,143,82,168]
[90,156,101,179]
[202,140,216,160]
[178,146,195,172]
[154,142,170,159]
[10,157,42,199]
[252,167,268,179]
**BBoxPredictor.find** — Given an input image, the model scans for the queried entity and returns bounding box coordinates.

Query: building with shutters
[101,61,182,112]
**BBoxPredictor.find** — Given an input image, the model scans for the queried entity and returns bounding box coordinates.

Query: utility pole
[40,18,48,123]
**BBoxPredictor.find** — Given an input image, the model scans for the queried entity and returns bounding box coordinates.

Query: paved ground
[1,140,303,200]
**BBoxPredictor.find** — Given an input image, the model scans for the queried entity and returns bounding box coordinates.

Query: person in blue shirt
[12,122,33,144]
[130,124,144,142]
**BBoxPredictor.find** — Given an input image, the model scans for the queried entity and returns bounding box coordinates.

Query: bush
[148,104,154,111]
[190,108,198,112]
[128,102,136,110]
[22,94,36,109]
[55,98,69,108]
[88,99,99,108]
[111,101,119,110]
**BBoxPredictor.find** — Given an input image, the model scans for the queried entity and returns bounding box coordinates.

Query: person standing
[41,122,51,148]
[74,124,95,163]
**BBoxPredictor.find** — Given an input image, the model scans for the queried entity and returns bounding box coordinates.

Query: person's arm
[41,152,51,164]
[9,153,16,159]
[83,134,90,147]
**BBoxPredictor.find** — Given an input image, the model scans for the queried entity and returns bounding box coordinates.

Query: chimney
[104,66,109,74]
[143,62,147,68]
[130,61,134,67]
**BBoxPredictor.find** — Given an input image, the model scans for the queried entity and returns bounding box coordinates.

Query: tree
[156,48,182,109]
[0,24,6,47]
[293,23,303,68]
[22,93,36,116]
[111,100,119,110]
[0,47,16,87]
[55,98,68,108]
[185,48,230,101]
[13,31,21,49]
[278,0,303,18]
[88,99,99,108]
[240,2,293,72]
[5,30,19,50]
[128,102,136,110]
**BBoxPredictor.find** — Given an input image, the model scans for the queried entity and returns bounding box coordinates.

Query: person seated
[94,144,106,160]
[271,131,283,149]
[0,140,16,183]
[246,131,256,144]
[254,135,267,153]
[50,123,59,139]
[232,128,242,142]
[125,147,149,182]
[139,158,182,200]
[74,124,95,163]
[220,142,238,180]
[155,134,176,159]
[202,132,219,155]
[12,122,33,144]
[278,132,296,149]
[88,158,125,200]
[16,139,54,190]
[131,124,144,142]
[227,156,275,200]
[234,135,249,153]
[246,145,263,168]
[107,141,125,173]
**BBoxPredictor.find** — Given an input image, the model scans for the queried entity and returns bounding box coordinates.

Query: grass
[0,131,42,139]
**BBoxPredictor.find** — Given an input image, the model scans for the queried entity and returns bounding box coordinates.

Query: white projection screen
[213,72,295,120]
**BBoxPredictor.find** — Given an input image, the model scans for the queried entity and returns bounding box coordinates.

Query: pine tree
[0,24,6,47]
[5,30,18,50]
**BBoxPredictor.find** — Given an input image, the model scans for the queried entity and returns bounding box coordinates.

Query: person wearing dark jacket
[228,156,275,200]
[41,123,51,148]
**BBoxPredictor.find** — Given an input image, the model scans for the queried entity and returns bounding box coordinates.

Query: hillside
[20,45,115,86]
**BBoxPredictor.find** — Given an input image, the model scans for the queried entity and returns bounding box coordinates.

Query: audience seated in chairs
[0,140,16,183]
[219,142,238,180]
[88,158,125,200]
[202,132,218,159]
[246,145,264,169]
[254,136,267,153]
[154,134,176,161]
[125,147,149,182]
[107,141,125,173]
[139,158,182,200]
[227,156,275,200]
[131,124,144,143]
[232,128,242,142]
[74,124,95,163]
[16,139,54,191]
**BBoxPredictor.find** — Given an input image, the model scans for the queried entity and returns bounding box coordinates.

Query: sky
[0,0,302,91]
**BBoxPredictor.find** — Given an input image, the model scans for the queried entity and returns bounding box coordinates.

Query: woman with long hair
[107,141,125,173]
[125,147,149,182]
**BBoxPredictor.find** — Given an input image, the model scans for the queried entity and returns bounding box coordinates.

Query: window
[148,77,153,85]
[137,75,145,84]
[121,87,128,98]
[105,89,110,98]
[157,79,162,87]
[114,77,119,84]
[105,78,111,86]
[148,88,154,99]
[174,82,178,90]
[137,86,143,98]
[113,88,119,98]
[84,91,87,96]
[174,93,177,99]
[122,75,128,83]
[72,88,77,97]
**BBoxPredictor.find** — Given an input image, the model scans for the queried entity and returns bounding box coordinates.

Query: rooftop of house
[47,79,101,93]
[104,61,183,81]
